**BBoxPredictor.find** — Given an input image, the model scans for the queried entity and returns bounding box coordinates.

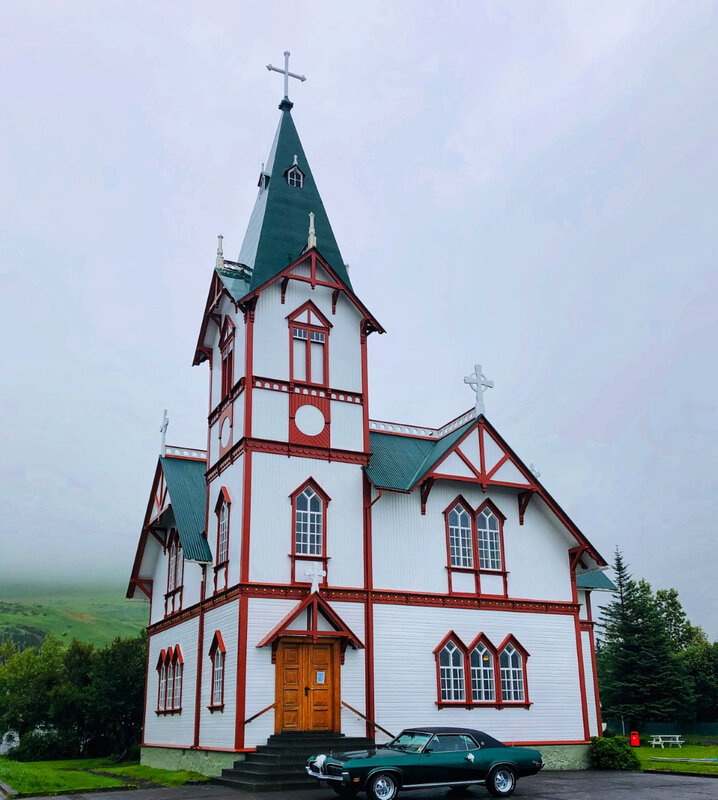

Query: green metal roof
[160,456,212,563]
[216,264,251,301]
[365,420,475,491]
[576,571,616,591]
[238,102,352,293]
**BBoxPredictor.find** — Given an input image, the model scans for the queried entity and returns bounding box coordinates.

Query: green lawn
[636,743,718,776]
[0,756,208,796]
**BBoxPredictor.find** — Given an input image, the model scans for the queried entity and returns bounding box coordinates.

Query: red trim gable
[255,592,364,652]
[412,415,606,567]
[208,630,226,657]
[242,249,384,336]
[286,299,333,330]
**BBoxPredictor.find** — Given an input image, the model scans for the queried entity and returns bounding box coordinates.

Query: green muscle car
[306,726,543,799]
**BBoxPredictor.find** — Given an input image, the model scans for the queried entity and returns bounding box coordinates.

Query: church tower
[192,69,383,747]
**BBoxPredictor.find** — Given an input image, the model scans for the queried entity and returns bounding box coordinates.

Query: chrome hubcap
[374,776,395,799]
[495,770,514,792]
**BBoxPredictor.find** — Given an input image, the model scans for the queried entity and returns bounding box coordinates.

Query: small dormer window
[287,166,304,188]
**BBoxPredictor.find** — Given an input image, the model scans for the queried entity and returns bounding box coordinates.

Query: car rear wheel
[486,766,516,797]
[366,771,399,800]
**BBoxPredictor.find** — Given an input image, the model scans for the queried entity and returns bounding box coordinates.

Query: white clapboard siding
[207,455,245,588]
[199,600,240,750]
[330,400,364,452]
[245,597,300,747]
[371,483,574,602]
[144,617,199,746]
[331,602,367,739]
[371,604,584,743]
[252,389,289,441]
[582,630,599,738]
[249,454,365,588]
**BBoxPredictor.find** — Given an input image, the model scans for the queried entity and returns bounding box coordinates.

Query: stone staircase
[212,731,375,792]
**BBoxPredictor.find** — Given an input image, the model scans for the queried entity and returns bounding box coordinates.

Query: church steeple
[238,103,351,292]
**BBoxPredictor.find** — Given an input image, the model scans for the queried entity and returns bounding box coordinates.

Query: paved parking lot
[16,770,718,800]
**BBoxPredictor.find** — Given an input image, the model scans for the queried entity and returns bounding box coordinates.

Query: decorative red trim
[289,391,330,449]
[363,473,375,739]
[219,318,235,400]
[287,300,331,388]
[517,490,534,526]
[256,592,364,651]
[360,326,370,454]
[235,443,253,750]
[141,743,256,752]
[147,585,582,635]
[420,478,435,515]
[244,248,384,336]
[466,632,498,702]
[193,565,206,748]
[433,632,468,705]
[243,298,256,439]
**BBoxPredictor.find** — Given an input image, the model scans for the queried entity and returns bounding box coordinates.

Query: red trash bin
[630,731,640,747]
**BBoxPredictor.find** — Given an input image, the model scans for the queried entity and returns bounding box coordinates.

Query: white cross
[304,563,326,594]
[266,51,306,101]
[160,409,169,456]
[464,363,494,417]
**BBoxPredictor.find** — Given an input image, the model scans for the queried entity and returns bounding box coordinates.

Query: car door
[415,734,478,785]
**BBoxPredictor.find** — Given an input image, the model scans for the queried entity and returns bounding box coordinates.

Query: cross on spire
[464,363,494,417]
[266,51,306,104]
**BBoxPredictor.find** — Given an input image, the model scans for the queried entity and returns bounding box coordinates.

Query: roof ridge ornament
[266,50,306,108]
[464,363,494,417]
[216,234,224,270]
[160,409,169,456]
[307,212,317,249]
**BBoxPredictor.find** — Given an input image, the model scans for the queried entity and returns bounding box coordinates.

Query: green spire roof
[239,101,352,293]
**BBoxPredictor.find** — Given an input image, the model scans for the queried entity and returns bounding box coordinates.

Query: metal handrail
[245,702,276,726]
[341,701,394,739]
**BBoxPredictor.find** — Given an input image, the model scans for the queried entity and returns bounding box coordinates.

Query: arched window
[164,531,184,616]
[448,503,473,568]
[209,631,226,711]
[171,646,183,710]
[218,501,229,564]
[500,643,525,702]
[470,641,496,702]
[287,165,304,188]
[477,506,503,570]
[156,646,183,713]
[295,485,324,556]
[438,640,465,702]
[219,317,235,399]
[158,659,167,711]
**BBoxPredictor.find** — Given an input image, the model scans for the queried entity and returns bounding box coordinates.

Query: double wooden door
[275,640,339,732]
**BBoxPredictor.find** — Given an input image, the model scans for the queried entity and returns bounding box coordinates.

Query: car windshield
[387,731,433,752]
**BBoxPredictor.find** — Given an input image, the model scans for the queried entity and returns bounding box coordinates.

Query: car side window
[430,735,469,753]
[460,734,479,750]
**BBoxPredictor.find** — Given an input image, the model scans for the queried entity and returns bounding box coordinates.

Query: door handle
[304,686,309,697]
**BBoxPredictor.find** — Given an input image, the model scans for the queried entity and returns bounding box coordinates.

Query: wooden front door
[276,639,339,732]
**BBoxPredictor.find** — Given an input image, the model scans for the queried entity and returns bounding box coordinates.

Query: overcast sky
[1,1,716,637]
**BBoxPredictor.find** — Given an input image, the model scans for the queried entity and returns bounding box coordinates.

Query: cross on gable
[464,363,494,417]
[304,563,326,593]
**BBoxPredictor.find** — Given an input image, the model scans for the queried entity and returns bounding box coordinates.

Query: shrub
[589,735,640,770]
[8,729,79,762]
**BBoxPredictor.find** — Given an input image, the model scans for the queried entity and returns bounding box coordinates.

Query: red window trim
[214,488,231,594]
[219,317,236,399]
[443,495,480,595]
[476,498,507,573]
[433,632,531,710]
[287,300,331,388]
[164,530,184,617]
[155,644,184,714]
[289,478,331,585]
[208,630,226,711]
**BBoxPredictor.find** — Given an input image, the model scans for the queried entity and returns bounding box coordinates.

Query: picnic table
[649,734,684,748]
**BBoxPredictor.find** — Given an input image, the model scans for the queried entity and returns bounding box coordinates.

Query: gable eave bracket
[517,490,536,526]
[420,477,435,515]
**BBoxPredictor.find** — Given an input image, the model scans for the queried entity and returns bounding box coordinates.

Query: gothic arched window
[437,637,466,702]
[470,638,496,702]
[499,641,527,703]
[447,502,473,568]
[477,503,504,571]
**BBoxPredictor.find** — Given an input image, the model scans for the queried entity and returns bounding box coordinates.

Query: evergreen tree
[597,549,692,729]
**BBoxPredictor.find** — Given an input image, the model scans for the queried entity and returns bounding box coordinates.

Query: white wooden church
[128,60,614,775]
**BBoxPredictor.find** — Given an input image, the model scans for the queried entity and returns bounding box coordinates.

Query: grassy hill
[0,584,148,649]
